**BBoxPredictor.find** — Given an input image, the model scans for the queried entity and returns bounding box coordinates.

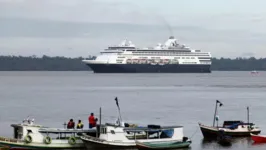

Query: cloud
[0,0,157,24]
[1,16,266,58]
[1,0,266,58]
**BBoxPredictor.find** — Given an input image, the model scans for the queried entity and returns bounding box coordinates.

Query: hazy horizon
[1,0,266,58]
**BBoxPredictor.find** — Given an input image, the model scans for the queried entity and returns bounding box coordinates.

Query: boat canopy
[11,124,43,128]
[223,121,243,127]
[124,126,182,132]
[103,123,183,132]
[223,121,254,129]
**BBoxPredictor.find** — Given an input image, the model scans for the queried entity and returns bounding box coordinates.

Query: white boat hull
[0,137,84,150]
[81,135,136,149]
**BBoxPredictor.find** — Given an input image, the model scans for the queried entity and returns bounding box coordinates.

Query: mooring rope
[190,127,199,139]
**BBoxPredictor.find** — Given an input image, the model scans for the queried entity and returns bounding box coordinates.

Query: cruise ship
[82,36,212,73]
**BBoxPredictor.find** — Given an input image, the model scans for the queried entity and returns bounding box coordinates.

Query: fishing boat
[250,70,259,74]
[0,117,96,150]
[81,97,191,149]
[251,134,266,143]
[81,123,191,149]
[199,100,261,138]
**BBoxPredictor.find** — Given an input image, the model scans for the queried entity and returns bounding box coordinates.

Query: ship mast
[213,100,223,127]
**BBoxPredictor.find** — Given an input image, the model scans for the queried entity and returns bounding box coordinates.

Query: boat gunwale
[38,128,96,134]
[11,124,44,128]
[135,140,191,149]
[0,139,84,149]
[251,133,266,137]
[199,123,261,133]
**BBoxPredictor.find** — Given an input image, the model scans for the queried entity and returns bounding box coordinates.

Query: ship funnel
[169,36,175,39]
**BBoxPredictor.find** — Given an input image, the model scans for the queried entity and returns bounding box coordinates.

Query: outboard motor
[183,137,188,142]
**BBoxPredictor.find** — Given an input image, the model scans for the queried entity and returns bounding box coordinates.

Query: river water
[0,71,266,150]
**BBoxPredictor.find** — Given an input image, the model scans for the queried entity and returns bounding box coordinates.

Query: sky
[1,0,266,58]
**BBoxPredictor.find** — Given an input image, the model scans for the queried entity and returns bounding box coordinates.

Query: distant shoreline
[0,71,264,72]
[0,55,265,71]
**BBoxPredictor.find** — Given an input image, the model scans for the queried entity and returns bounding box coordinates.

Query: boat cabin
[222,120,255,130]
[11,119,44,142]
[97,123,185,142]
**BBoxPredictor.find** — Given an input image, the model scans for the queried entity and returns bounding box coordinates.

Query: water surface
[0,71,266,150]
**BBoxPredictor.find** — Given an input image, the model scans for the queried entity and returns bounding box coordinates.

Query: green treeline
[212,57,266,71]
[0,55,93,71]
[0,55,265,71]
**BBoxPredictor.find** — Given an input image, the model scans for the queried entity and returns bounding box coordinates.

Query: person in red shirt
[88,113,96,128]
[67,119,75,129]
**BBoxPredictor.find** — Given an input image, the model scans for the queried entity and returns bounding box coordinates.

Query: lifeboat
[147,59,153,64]
[126,59,132,64]
[163,59,170,64]
[132,59,139,64]
[140,59,147,64]
[250,70,259,74]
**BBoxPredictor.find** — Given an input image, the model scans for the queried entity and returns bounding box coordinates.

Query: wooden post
[213,100,218,127]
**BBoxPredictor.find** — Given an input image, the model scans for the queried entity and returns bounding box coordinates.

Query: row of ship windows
[183,62,197,64]
[130,54,209,56]
[118,57,211,59]
[118,53,209,55]
[200,62,211,64]
[131,52,209,54]
[104,52,210,56]
[116,61,210,64]
[177,57,195,59]
[116,61,211,64]
[116,57,209,60]
[136,57,210,59]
